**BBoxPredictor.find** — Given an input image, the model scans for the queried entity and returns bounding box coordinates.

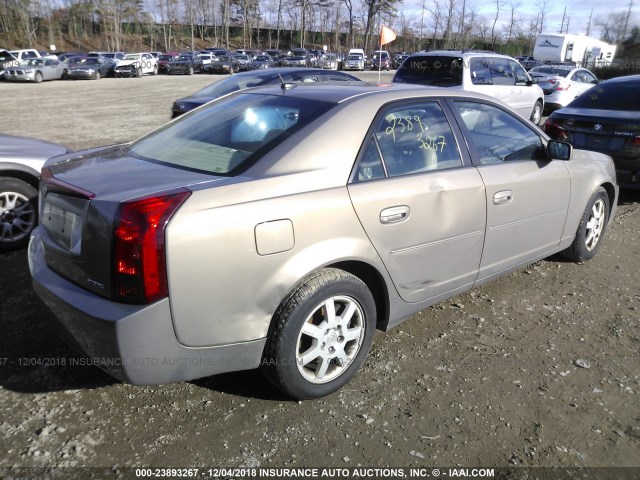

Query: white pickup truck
[10,49,57,62]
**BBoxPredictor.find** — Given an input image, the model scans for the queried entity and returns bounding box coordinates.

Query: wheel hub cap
[296,295,366,384]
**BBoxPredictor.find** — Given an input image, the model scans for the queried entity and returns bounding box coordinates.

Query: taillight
[543,118,570,142]
[631,136,640,147]
[555,82,570,91]
[114,189,191,304]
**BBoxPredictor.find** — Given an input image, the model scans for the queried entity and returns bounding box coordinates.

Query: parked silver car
[529,65,599,111]
[4,58,67,82]
[1,134,69,250]
[30,84,617,399]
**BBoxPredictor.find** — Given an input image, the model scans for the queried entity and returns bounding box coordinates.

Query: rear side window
[394,56,464,87]
[569,81,640,110]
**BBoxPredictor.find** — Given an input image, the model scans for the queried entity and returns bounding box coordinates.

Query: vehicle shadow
[617,188,640,206]
[0,249,117,393]
[0,248,288,399]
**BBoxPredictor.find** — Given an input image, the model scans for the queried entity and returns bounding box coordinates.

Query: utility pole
[622,0,633,39]
[559,6,566,33]
[585,9,593,36]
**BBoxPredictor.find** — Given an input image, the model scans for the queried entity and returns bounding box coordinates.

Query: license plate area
[42,197,84,255]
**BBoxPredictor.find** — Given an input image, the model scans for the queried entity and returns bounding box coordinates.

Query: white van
[393,50,545,124]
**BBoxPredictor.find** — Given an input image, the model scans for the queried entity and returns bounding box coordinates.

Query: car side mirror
[548,140,572,160]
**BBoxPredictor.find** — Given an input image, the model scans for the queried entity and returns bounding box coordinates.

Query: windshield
[347,55,361,61]
[394,55,464,87]
[254,56,270,62]
[568,81,640,111]
[0,51,15,61]
[177,55,191,61]
[124,54,140,60]
[128,93,334,175]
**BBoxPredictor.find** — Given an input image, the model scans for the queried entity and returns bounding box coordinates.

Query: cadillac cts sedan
[30,84,618,400]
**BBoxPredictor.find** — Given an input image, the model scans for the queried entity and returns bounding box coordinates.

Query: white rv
[533,33,616,66]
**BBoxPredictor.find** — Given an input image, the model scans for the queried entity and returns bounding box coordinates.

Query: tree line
[0,0,637,58]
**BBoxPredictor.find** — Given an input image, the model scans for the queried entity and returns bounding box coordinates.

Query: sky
[402,0,639,41]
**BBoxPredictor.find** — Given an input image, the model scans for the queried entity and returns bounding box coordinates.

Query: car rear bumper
[28,228,266,385]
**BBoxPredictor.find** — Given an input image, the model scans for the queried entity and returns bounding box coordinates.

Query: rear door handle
[493,190,513,205]
[380,205,410,224]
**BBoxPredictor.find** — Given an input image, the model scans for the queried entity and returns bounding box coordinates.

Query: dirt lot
[0,73,639,474]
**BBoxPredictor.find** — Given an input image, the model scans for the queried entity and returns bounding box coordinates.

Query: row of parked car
[0,47,395,83]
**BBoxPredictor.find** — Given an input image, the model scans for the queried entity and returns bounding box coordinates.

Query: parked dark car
[392,52,410,69]
[166,52,203,75]
[206,54,239,74]
[370,51,391,70]
[249,54,278,70]
[67,57,113,80]
[284,49,311,67]
[158,52,180,73]
[171,67,361,117]
[263,49,285,66]
[543,74,640,189]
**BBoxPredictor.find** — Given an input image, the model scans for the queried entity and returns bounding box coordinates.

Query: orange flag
[380,26,397,46]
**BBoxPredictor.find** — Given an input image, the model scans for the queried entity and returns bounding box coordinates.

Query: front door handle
[380,205,410,224]
[493,190,513,205]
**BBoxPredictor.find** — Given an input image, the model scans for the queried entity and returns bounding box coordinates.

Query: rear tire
[0,178,38,251]
[562,187,609,262]
[261,268,376,400]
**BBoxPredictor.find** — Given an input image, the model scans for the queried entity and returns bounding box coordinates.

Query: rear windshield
[394,55,464,87]
[128,93,334,175]
[568,81,640,110]
[530,67,571,77]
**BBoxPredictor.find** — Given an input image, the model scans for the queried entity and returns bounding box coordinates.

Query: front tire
[562,187,609,262]
[94,70,101,80]
[34,71,43,83]
[0,178,38,251]
[530,100,543,125]
[261,268,376,400]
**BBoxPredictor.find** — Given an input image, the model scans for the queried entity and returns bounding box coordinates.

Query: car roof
[603,74,640,84]
[414,50,506,58]
[235,82,502,105]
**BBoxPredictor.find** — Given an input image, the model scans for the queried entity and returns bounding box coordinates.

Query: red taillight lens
[543,118,570,141]
[556,82,570,91]
[631,136,640,147]
[114,189,191,304]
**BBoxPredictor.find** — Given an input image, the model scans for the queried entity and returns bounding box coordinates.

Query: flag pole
[378,26,383,84]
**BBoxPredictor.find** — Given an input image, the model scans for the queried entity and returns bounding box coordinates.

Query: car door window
[354,101,463,181]
[488,57,515,86]
[470,57,492,85]
[452,101,546,164]
[510,60,529,84]
[583,71,598,84]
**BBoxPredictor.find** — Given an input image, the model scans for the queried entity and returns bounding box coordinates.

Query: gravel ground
[0,72,638,474]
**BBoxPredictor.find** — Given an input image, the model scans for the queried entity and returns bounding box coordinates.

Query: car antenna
[277,72,294,92]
